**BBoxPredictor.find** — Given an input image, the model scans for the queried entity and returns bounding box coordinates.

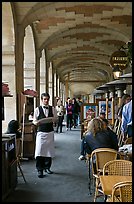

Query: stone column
[15,26,25,122]
[2,49,16,132]
[52,66,55,106]
[56,73,58,97]
[48,62,52,105]
[39,49,46,98]
[109,90,115,125]
[58,77,60,97]
[105,92,109,119]
[65,72,69,99]
[46,61,49,93]
[117,89,123,107]
[35,50,41,106]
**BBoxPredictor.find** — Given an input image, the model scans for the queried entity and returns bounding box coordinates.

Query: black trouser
[73,113,78,126]
[67,114,73,129]
[56,115,64,132]
[127,125,132,137]
[36,156,52,171]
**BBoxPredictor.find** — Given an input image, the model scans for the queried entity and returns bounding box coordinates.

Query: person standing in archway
[33,93,58,178]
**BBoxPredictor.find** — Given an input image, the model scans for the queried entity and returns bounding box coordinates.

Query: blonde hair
[87,118,104,136]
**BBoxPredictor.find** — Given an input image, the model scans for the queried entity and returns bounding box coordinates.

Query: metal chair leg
[87,157,93,195]
[17,159,27,183]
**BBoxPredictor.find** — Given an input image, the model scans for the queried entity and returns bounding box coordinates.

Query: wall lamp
[112,65,122,79]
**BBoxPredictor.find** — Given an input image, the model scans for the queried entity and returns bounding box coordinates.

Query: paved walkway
[4,126,103,202]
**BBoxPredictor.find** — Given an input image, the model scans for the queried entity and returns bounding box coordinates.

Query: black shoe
[45,169,53,174]
[38,170,43,178]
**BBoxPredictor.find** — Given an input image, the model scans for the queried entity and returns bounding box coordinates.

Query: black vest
[37,106,54,132]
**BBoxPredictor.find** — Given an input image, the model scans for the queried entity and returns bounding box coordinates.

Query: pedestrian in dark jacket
[72,97,79,127]
[66,98,73,130]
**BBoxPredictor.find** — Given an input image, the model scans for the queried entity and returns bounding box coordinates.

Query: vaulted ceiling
[11,2,132,96]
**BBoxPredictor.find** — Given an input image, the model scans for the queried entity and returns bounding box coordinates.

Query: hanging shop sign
[110,50,128,70]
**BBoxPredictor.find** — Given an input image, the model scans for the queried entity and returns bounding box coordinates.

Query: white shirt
[55,105,64,116]
[33,105,58,126]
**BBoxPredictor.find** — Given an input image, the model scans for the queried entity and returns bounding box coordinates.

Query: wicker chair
[124,137,132,144]
[90,148,118,202]
[103,159,132,176]
[107,181,132,202]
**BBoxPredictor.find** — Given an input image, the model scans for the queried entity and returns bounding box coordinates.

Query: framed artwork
[82,103,98,120]
[96,99,112,119]
[80,103,98,138]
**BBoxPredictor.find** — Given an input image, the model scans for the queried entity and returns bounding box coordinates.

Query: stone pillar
[65,72,69,99]
[56,73,58,97]
[52,66,55,106]
[2,50,16,132]
[57,77,60,96]
[15,26,25,122]
[48,62,52,105]
[46,61,49,93]
[117,89,123,107]
[35,50,41,106]
[109,90,115,125]
[105,92,109,119]
[40,49,46,98]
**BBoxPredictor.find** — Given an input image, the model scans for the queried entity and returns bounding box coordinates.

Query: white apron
[35,131,55,158]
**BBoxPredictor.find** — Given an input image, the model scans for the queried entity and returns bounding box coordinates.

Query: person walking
[66,98,73,130]
[121,99,132,141]
[72,97,79,128]
[117,94,131,121]
[55,99,64,133]
[77,97,82,125]
[33,92,58,178]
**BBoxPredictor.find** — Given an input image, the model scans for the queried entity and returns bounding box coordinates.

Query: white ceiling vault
[11,2,132,96]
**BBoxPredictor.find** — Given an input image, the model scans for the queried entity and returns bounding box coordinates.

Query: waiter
[33,92,58,178]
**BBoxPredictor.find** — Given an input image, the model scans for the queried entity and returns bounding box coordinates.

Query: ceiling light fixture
[112,65,122,79]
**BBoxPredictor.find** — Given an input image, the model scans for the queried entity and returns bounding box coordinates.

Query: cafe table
[99,175,132,202]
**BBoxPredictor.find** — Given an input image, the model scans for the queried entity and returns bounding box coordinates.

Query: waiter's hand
[33,120,39,126]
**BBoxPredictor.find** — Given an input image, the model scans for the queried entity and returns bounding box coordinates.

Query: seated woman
[5,120,22,139]
[5,120,22,156]
[78,118,118,160]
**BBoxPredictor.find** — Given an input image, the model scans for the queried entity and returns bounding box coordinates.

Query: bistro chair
[90,148,118,202]
[106,181,132,202]
[16,138,27,183]
[103,159,132,176]
[124,137,132,144]
[116,120,123,147]
[85,153,93,195]
[113,118,120,134]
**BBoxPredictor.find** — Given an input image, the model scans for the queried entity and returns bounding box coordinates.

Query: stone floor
[4,125,104,202]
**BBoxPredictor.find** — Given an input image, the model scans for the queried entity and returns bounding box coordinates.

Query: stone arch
[2,2,16,132]
[24,25,36,90]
